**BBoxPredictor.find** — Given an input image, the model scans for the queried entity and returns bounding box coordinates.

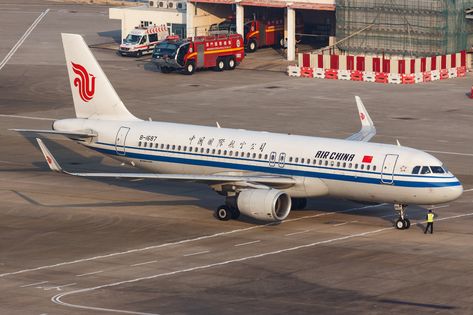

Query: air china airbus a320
[13,34,463,230]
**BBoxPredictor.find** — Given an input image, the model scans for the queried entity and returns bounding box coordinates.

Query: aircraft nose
[444,180,463,202]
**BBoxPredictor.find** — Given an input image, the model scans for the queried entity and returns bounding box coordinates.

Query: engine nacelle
[237,189,292,222]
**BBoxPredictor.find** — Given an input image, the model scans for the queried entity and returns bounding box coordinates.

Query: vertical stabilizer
[61,33,139,121]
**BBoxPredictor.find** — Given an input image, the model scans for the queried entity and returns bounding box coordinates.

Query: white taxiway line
[20,280,48,288]
[0,9,49,71]
[183,250,209,257]
[285,229,311,236]
[50,211,473,315]
[130,261,157,267]
[428,205,450,210]
[76,270,104,277]
[463,188,473,192]
[333,221,358,227]
[44,282,76,291]
[0,114,55,121]
[0,204,386,278]
[234,240,261,247]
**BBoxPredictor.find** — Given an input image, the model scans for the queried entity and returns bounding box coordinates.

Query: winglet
[346,96,376,142]
[355,96,374,128]
[36,138,63,172]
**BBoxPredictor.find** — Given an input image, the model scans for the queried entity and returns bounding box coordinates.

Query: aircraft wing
[11,129,96,138]
[36,138,295,186]
[345,96,376,142]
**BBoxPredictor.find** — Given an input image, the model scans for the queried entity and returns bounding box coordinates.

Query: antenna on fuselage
[396,139,401,146]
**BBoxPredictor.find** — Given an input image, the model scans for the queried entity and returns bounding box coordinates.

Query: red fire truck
[152,34,245,75]
[210,18,304,53]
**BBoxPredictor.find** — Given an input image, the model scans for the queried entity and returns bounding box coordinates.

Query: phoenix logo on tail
[71,62,95,102]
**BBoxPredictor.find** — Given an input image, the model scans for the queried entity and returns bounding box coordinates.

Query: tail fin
[61,33,139,121]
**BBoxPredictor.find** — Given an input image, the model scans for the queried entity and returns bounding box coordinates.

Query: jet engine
[237,189,292,221]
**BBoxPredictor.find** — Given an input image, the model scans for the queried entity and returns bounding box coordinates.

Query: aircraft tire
[226,56,236,70]
[403,218,411,229]
[216,205,231,221]
[230,207,240,219]
[215,58,225,71]
[395,218,405,230]
[183,61,195,75]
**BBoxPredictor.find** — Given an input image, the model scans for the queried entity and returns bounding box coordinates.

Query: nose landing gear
[394,204,411,229]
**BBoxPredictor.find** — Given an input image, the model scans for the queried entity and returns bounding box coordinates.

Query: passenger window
[319,160,323,166]
[295,158,299,163]
[218,149,221,155]
[258,154,262,159]
[355,164,358,169]
[183,146,187,151]
[224,150,227,155]
[343,162,346,168]
[330,161,334,167]
[301,158,305,163]
[360,164,364,170]
[247,152,250,158]
[264,154,268,160]
[138,141,142,147]
[421,166,431,174]
[178,145,181,151]
[337,162,340,167]
[160,144,164,149]
[144,142,148,148]
[172,145,175,150]
[430,166,445,174]
[235,151,239,157]
[348,163,352,168]
[289,157,293,162]
[412,166,420,174]
[229,151,233,156]
[324,161,328,166]
[155,143,159,148]
[206,148,210,154]
[200,148,204,153]
[252,153,256,158]
[194,147,198,152]
[367,165,370,170]
[212,149,216,154]
[189,146,192,152]
[373,165,376,171]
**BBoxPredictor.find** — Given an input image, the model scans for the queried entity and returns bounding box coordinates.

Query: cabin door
[115,126,130,156]
[381,154,398,184]
[269,151,277,167]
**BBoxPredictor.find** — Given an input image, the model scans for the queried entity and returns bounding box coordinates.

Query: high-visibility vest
[427,213,434,223]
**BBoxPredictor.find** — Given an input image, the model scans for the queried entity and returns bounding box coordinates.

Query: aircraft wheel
[395,218,405,230]
[216,205,231,221]
[215,58,225,71]
[230,207,240,219]
[403,218,411,229]
[248,40,257,53]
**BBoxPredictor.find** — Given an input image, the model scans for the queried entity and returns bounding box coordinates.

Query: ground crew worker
[424,209,435,234]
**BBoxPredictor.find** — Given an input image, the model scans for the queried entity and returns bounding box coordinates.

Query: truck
[151,34,245,75]
[209,18,303,53]
[119,25,168,57]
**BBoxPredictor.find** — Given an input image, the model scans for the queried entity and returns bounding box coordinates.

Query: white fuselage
[54,118,463,205]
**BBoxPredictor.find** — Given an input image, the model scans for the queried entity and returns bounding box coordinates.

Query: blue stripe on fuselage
[89,143,461,188]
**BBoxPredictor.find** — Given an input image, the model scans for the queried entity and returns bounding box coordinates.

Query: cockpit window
[430,166,445,174]
[420,166,431,174]
[443,166,449,173]
[412,166,420,174]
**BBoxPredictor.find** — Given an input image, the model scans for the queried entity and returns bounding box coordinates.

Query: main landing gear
[394,204,411,230]
[215,197,240,221]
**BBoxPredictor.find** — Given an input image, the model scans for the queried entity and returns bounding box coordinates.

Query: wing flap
[11,129,96,138]
[36,138,295,186]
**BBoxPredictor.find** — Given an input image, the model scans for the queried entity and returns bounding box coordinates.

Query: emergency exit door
[381,154,398,184]
[115,127,130,156]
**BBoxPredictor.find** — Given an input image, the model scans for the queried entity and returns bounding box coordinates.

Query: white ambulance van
[119,25,168,57]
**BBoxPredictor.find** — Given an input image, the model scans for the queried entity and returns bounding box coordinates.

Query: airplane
[12,34,463,230]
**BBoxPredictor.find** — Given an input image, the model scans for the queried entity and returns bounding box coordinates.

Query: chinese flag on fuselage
[362,155,373,163]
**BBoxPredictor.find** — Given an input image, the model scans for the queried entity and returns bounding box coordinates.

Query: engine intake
[237,189,292,222]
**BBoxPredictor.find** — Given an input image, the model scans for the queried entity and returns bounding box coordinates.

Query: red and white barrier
[291,50,469,84]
